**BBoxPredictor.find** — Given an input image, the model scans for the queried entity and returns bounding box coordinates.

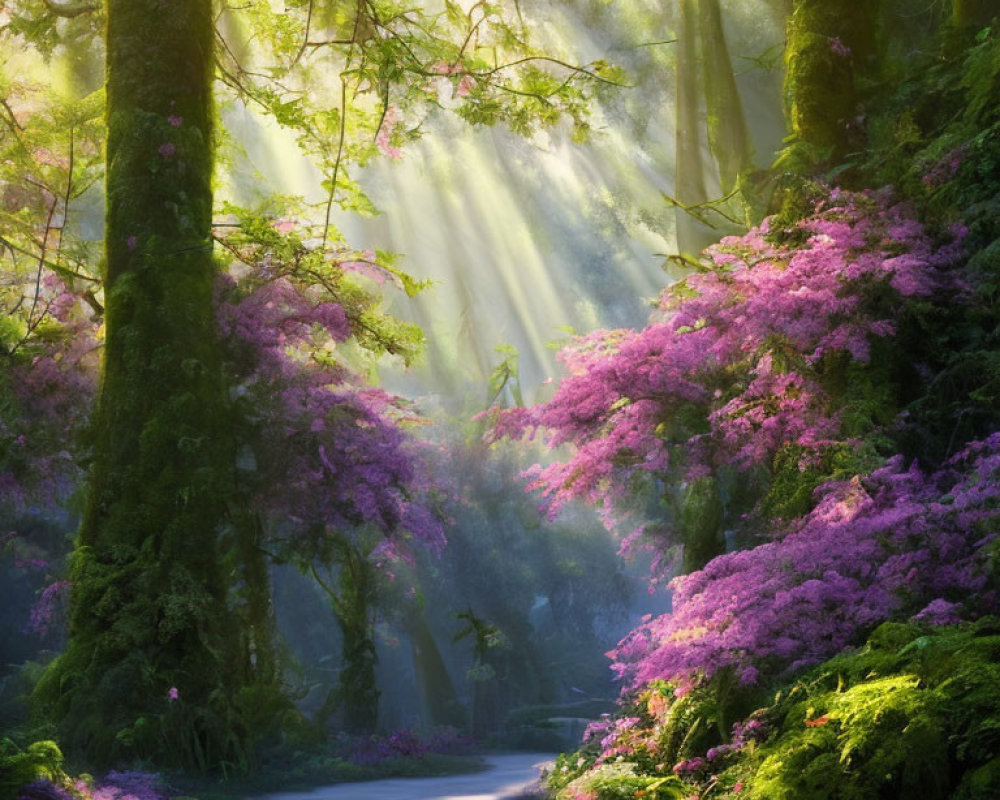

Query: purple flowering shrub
[0,273,97,511]
[611,434,1000,693]
[333,727,475,766]
[488,189,966,548]
[16,772,168,800]
[71,772,167,800]
[214,212,446,559]
[2,739,168,800]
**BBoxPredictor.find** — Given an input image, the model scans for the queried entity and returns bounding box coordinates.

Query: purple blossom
[829,37,852,58]
[157,142,176,158]
[487,189,966,555]
[27,579,70,636]
[609,436,1000,691]
[215,265,446,571]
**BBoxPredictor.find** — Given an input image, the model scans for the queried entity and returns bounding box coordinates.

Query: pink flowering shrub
[488,189,965,556]
[214,215,445,560]
[610,434,1000,692]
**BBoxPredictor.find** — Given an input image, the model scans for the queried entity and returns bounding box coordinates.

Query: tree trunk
[674,0,715,255]
[953,0,994,27]
[232,509,280,685]
[784,0,877,161]
[698,0,753,192]
[679,475,725,573]
[34,0,249,769]
[409,609,465,728]
[335,543,380,734]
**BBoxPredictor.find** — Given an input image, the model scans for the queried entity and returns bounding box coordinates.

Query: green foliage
[215,201,426,365]
[216,0,621,237]
[0,739,66,800]
[720,620,1000,800]
[555,762,692,800]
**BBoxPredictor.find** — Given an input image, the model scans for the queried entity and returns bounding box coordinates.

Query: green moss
[781,0,878,165]
[679,475,725,573]
[0,739,66,800]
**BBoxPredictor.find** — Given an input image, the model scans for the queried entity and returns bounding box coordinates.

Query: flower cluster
[334,727,473,765]
[488,190,965,538]
[16,772,167,800]
[610,434,1000,691]
[1,274,98,511]
[216,242,445,564]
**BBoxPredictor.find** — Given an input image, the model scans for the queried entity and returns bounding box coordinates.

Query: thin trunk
[315,539,380,734]
[409,609,465,727]
[233,509,279,685]
[698,0,753,192]
[674,0,713,255]
[338,546,379,733]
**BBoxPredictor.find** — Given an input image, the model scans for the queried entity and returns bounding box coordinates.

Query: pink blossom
[488,188,966,553]
[167,687,179,701]
[829,37,852,57]
[609,436,1000,691]
[456,74,475,98]
[375,105,403,159]
[158,142,176,158]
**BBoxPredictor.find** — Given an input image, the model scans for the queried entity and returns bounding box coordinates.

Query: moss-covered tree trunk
[784,0,878,161]
[231,509,280,686]
[35,0,249,769]
[314,537,380,734]
[953,0,994,27]
[679,474,725,573]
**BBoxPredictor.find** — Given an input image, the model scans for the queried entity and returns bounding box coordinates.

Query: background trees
[1,0,628,772]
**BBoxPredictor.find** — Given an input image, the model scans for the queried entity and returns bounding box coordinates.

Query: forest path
[256,753,555,800]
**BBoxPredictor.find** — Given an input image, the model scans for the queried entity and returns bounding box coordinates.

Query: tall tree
[14,0,618,761]
[34,0,252,768]
[782,0,877,162]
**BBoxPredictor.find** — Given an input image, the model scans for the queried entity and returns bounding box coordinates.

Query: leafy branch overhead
[214,0,625,238]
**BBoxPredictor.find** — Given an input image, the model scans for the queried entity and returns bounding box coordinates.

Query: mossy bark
[784,0,878,161]
[679,475,725,574]
[34,0,250,769]
[314,536,380,734]
[953,0,995,28]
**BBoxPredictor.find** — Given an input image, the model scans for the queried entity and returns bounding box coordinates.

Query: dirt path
[255,753,555,800]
